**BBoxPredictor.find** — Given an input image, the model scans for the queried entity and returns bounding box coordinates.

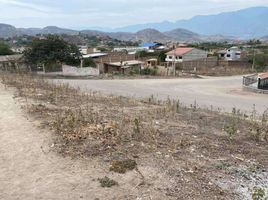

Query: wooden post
[80,59,84,68]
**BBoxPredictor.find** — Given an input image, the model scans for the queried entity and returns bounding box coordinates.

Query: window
[169,56,172,59]
[179,56,182,59]
[226,54,231,57]
[235,53,241,56]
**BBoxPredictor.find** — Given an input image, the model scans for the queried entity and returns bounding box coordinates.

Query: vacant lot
[1,74,268,200]
[55,76,268,114]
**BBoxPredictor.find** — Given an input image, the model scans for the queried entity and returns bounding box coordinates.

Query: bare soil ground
[0,73,268,200]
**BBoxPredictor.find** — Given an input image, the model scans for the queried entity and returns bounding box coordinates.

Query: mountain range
[113,6,268,39]
[0,24,237,43]
[0,6,268,42]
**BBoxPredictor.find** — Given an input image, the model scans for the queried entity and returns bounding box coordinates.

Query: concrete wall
[62,65,99,76]
[218,60,251,68]
[182,49,208,62]
[165,49,208,62]
[179,57,218,71]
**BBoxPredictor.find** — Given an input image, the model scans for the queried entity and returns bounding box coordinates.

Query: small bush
[109,159,137,174]
[251,186,267,200]
[141,67,158,76]
[98,176,118,188]
[224,122,237,140]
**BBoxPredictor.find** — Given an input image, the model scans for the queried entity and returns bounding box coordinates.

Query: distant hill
[41,26,78,35]
[114,7,268,39]
[260,35,268,41]
[0,24,236,43]
[0,24,19,38]
[134,29,170,43]
[164,28,201,42]
[1,6,268,40]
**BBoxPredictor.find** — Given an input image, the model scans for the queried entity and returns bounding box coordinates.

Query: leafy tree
[83,57,96,67]
[0,42,13,55]
[247,39,262,45]
[248,53,268,72]
[135,50,147,58]
[24,35,81,70]
[97,47,109,52]
[158,51,168,62]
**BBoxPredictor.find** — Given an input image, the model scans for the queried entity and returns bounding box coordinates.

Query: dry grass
[1,72,268,200]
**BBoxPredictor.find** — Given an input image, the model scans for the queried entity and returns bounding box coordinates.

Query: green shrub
[110,159,137,174]
[98,176,118,188]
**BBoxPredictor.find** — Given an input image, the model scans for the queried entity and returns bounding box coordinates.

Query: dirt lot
[1,74,268,200]
[55,75,268,114]
[0,83,179,200]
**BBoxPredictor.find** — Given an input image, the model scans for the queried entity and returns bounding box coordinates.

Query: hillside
[164,28,201,42]
[0,24,20,38]
[115,7,268,39]
[0,23,236,43]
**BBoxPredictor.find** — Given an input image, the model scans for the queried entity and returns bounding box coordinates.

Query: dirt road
[0,85,96,199]
[55,76,268,114]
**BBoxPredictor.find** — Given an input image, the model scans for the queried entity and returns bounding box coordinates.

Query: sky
[0,0,268,29]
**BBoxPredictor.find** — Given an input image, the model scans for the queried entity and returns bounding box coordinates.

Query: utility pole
[252,47,256,71]
[172,48,176,76]
[80,59,84,68]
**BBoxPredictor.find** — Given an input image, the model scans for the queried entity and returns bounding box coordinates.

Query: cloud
[0,0,57,13]
[0,0,268,28]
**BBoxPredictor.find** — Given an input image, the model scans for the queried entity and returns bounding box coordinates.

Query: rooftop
[0,55,22,62]
[82,53,108,58]
[259,72,268,79]
[140,42,161,48]
[166,48,194,56]
[108,60,144,68]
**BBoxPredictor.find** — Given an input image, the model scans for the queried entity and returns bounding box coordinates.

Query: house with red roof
[258,72,268,90]
[165,47,208,63]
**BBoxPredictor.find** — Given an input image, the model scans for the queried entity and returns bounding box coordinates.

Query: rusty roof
[259,72,268,79]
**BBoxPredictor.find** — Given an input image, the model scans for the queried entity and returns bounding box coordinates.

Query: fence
[243,74,258,86]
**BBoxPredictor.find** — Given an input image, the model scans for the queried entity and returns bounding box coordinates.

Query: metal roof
[82,53,108,58]
[140,42,161,48]
[166,48,194,56]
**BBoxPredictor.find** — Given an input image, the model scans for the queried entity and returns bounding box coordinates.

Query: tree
[24,35,81,71]
[158,51,168,62]
[83,58,96,68]
[0,42,13,55]
[135,50,147,58]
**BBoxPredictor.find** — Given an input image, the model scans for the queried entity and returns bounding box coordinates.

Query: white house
[218,47,242,61]
[165,48,208,62]
[225,47,241,61]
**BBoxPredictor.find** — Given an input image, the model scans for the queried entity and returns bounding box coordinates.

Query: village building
[79,46,101,55]
[217,47,245,61]
[103,60,145,74]
[89,52,136,74]
[165,48,208,62]
[0,55,23,71]
[82,53,108,59]
[113,46,144,54]
[140,42,164,52]
[258,72,268,90]
[146,58,158,67]
[11,47,26,54]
